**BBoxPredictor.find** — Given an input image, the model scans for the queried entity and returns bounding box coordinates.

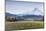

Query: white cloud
[11,0,44,2]
[6,0,44,16]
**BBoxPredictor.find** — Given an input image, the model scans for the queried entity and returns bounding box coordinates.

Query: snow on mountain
[6,8,43,16]
[31,8,43,16]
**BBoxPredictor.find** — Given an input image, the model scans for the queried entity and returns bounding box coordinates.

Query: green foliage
[5,21,44,30]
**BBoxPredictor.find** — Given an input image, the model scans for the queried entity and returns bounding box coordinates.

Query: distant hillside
[5,13,43,20]
[5,13,16,16]
[22,15,43,18]
[16,15,43,20]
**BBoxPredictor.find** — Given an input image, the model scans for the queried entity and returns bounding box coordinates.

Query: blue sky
[6,0,44,16]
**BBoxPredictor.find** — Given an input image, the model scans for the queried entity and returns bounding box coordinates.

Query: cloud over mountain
[6,1,44,16]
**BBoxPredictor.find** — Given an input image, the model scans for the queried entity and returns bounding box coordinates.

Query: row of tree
[5,16,17,22]
[5,16,44,22]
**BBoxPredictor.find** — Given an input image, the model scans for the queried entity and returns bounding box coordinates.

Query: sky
[6,0,44,16]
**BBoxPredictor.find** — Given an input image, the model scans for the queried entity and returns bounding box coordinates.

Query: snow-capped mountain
[5,12,43,20]
[31,8,43,16]
[6,8,43,16]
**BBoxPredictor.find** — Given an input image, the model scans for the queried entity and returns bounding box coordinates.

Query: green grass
[5,21,44,30]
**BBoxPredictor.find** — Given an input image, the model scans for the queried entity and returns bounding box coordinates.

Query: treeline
[5,16,44,22]
[5,16,17,22]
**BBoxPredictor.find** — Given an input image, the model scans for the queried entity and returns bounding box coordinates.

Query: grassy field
[5,21,44,30]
